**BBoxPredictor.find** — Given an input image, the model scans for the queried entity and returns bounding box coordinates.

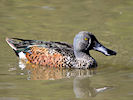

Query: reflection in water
[16,60,112,98]
[73,77,112,98]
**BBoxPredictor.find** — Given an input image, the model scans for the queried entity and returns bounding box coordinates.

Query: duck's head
[73,31,116,68]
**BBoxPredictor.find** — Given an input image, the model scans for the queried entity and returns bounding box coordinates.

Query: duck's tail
[6,38,29,57]
[6,38,18,50]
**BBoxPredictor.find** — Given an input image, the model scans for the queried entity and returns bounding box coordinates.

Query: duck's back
[6,38,76,68]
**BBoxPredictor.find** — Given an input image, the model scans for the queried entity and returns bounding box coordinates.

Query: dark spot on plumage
[31,56,33,59]
[34,56,37,59]
[36,51,39,54]
[37,58,39,61]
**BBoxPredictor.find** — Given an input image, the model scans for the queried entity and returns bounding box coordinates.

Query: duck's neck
[74,50,91,59]
[74,50,97,68]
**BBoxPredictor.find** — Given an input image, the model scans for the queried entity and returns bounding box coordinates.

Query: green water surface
[0,0,133,100]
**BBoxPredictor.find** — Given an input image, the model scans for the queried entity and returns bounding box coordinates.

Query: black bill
[92,41,117,56]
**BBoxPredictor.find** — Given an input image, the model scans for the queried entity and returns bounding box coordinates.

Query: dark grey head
[73,31,116,68]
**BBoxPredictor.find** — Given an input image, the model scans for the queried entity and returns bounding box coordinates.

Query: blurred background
[0,0,133,100]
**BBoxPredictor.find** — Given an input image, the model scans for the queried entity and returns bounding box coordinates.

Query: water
[0,0,133,100]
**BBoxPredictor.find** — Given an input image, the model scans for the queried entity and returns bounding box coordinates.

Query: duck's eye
[84,37,88,41]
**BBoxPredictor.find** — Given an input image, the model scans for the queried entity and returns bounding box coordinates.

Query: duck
[6,31,116,69]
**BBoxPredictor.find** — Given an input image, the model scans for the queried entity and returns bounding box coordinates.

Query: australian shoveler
[6,31,116,69]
